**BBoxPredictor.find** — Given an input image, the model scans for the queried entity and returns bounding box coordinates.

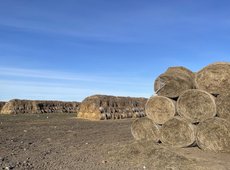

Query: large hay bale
[145,96,176,125]
[131,117,160,142]
[77,95,147,120]
[196,118,230,152]
[0,101,6,112]
[177,89,216,123]
[216,94,230,122]
[160,117,196,148]
[195,62,230,95]
[154,66,196,98]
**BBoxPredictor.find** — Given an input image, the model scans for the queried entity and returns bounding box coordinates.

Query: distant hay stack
[0,99,80,114]
[145,96,176,125]
[195,62,230,95]
[131,117,160,142]
[154,66,196,99]
[177,89,216,123]
[196,118,230,152]
[1,99,37,114]
[77,95,147,120]
[216,93,230,122]
[160,117,196,148]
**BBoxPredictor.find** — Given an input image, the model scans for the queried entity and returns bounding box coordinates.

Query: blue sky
[0,0,230,101]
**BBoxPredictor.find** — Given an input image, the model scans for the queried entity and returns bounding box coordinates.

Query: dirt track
[0,113,230,170]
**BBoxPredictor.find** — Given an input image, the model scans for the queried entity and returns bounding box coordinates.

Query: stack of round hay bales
[131,62,230,152]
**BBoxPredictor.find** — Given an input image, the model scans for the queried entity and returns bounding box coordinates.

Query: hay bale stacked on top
[131,62,230,152]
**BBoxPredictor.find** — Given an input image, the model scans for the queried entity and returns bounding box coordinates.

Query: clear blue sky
[0,0,230,102]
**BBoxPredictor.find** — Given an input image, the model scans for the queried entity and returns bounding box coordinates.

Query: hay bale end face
[160,117,196,148]
[196,118,230,152]
[195,62,230,95]
[131,117,160,142]
[154,66,196,99]
[77,95,147,120]
[177,89,216,123]
[216,94,230,122]
[145,96,176,125]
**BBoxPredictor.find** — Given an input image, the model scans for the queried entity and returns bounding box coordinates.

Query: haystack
[145,96,176,124]
[0,99,80,114]
[160,117,196,148]
[1,99,37,114]
[196,118,230,152]
[177,89,216,123]
[154,66,196,98]
[77,95,147,120]
[195,62,230,95]
[131,117,160,142]
[216,93,230,122]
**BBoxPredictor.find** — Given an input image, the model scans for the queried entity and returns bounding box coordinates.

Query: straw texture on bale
[160,117,196,148]
[216,93,230,122]
[195,62,230,95]
[131,117,160,142]
[177,89,216,123]
[0,101,6,112]
[154,66,196,98]
[77,95,147,120]
[145,96,176,124]
[196,118,230,152]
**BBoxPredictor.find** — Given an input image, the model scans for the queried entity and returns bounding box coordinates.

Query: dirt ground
[0,113,230,170]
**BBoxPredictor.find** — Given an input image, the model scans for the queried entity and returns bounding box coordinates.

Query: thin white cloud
[0,67,152,101]
[0,79,151,101]
[0,66,150,86]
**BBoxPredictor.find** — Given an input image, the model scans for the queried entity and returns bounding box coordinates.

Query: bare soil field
[0,113,230,170]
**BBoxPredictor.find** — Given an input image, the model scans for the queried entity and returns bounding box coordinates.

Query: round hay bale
[216,94,230,122]
[131,117,160,142]
[177,89,216,123]
[160,117,196,148]
[195,62,230,95]
[154,66,196,98]
[167,66,195,79]
[145,96,176,125]
[196,118,230,152]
